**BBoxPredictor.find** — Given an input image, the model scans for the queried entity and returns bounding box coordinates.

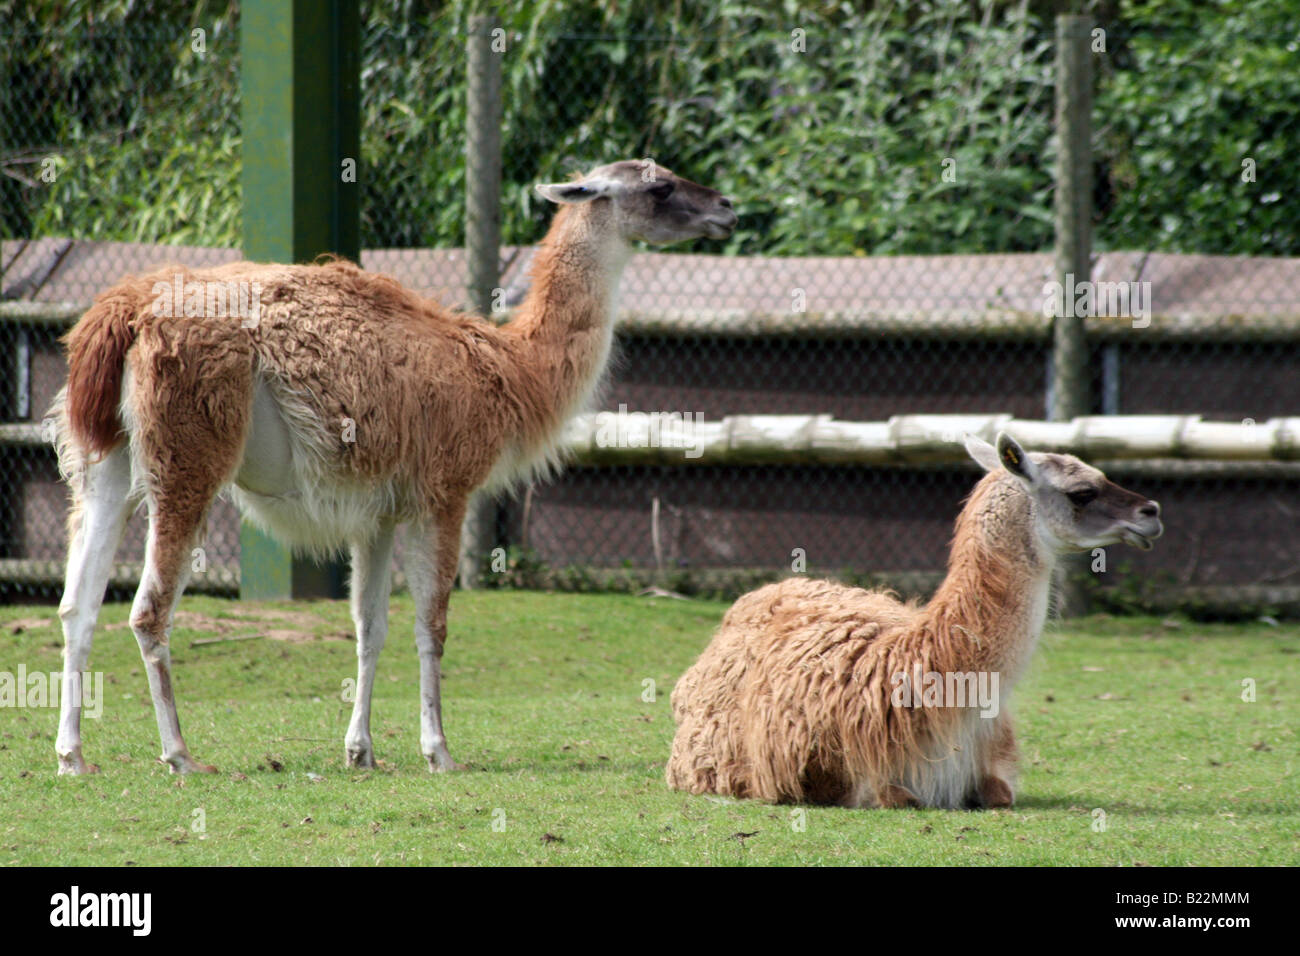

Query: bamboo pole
[8,414,1296,466]
[556,413,1300,466]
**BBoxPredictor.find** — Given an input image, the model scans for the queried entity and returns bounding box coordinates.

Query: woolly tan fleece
[61,200,618,526]
[666,469,1042,809]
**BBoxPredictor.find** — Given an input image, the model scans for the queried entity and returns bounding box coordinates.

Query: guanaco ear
[535,177,623,204]
[965,434,1002,473]
[995,431,1037,483]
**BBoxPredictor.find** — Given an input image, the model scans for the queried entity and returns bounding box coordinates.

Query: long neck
[919,472,1056,681]
[508,203,630,410]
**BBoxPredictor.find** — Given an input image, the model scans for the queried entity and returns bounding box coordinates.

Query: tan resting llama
[52,160,736,776]
[666,432,1163,809]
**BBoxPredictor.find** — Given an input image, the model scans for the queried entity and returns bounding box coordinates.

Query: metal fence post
[460,14,504,589]
[240,0,360,599]
[1053,13,1094,615]
[1052,13,1093,421]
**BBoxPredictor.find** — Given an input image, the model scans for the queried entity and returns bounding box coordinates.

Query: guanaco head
[965,432,1163,554]
[535,160,736,244]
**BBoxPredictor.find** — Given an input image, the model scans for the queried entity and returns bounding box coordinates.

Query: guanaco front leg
[975,713,1018,808]
[56,445,135,775]
[344,521,396,768]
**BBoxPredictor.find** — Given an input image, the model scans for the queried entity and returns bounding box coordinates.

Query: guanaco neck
[507,202,630,400]
[485,200,633,469]
[919,472,1056,681]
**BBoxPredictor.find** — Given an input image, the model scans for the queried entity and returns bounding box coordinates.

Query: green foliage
[1095,0,1300,254]
[360,0,1059,254]
[1,1,241,244]
[3,0,1299,255]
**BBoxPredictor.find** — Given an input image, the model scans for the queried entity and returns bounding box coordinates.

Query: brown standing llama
[666,433,1163,808]
[52,160,736,776]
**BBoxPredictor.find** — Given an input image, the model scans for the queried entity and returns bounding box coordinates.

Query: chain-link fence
[3,3,1298,613]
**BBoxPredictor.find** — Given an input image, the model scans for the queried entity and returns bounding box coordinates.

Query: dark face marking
[1033,453,1164,552]
[1066,487,1098,508]
[1093,478,1156,519]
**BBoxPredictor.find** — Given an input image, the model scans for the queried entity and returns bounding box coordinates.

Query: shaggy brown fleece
[63,204,613,513]
[667,470,1041,809]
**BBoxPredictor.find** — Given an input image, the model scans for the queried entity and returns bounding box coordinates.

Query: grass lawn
[0,591,1296,866]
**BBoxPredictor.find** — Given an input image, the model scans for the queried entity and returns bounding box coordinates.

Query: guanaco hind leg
[129,493,218,774]
[56,445,135,775]
[123,338,250,773]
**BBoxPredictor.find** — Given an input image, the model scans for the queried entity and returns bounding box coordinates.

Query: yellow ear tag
[1003,445,1020,468]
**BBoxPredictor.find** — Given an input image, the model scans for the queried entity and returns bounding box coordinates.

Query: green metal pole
[239,0,359,599]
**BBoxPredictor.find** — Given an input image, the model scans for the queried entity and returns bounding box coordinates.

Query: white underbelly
[233,379,297,497]
[902,715,989,808]
[229,379,408,554]
[846,707,1000,809]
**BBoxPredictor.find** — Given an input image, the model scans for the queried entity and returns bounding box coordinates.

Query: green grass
[1,592,1297,865]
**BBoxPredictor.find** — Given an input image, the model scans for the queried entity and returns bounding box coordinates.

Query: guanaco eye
[649,182,675,200]
[1067,489,1097,507]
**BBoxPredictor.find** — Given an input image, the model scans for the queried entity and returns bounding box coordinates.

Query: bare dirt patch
[104,607,352,644]
[6,617,56,635]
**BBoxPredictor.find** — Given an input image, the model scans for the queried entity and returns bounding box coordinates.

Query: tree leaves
[6,0,1298,257]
